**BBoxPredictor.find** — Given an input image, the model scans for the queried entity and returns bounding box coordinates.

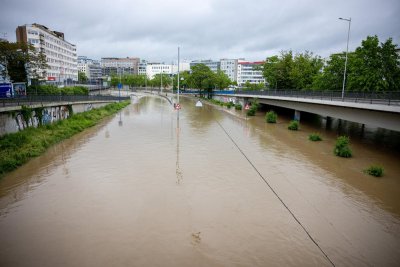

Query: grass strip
[0,100,130,178]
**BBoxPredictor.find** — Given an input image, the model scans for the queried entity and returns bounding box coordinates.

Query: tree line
[263,36,400,92]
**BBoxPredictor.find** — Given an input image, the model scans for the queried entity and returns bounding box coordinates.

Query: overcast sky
[1,0,399,62]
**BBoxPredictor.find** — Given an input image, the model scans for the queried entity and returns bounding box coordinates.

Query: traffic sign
[245,104,250,110]
[118,83,122,89]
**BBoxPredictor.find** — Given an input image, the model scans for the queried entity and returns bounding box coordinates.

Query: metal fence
[1,95,130,108]
[215,90,400,106]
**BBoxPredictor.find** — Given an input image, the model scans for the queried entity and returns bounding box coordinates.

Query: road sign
[118,83,122,89]
[174,103,181,110]
[245,104,250,110]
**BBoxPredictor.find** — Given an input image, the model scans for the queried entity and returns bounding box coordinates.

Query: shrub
[364,165,384,177]
[235,104,242,110]
[288,120,299,130]
[334,136,352,158]
[309,133,322,141]
[265,111,277,123]
[246,106,256,116]
[226,102,234,109]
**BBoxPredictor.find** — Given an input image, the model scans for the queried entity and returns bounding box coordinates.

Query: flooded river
[0,95,399,266]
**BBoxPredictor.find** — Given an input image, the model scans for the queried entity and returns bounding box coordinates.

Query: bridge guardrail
[1,95,130,108]
[215,90,400,106]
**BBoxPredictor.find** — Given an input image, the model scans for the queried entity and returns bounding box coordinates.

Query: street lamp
[339,17,351,101]
[160,66,163,94]
[177,47,180,104]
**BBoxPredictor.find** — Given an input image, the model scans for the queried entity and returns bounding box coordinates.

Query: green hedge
[27,85,89,95]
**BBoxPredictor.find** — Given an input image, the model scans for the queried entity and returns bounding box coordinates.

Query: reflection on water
[0,96,399,267]
[176,110,182,185]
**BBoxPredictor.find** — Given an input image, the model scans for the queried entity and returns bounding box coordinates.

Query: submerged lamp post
[177,47,180,104]
[339,17,351,101]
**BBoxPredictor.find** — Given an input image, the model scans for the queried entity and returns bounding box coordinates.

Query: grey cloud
[1,0,399,62]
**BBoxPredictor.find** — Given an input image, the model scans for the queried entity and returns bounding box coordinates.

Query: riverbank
[0,100,130,177]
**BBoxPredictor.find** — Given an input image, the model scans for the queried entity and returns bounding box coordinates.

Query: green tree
[188,64,215,97]
[263,51,322,90]
[214,69,231,90]
[290,51,323,90]
[78,71,88,83]
[380,38,400,91]
[313,36,400,92]
[263,55,280,89]
[0,40,48,83]
[151,74,171,89]
[262,51,294,89]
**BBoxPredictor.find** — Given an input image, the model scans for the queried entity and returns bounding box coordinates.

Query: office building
[220,59,238,82]
[101,57,140,77]
[78,56,102,82]
[237,60,265,86]
[16,23,78,84]
[190,59,220,73]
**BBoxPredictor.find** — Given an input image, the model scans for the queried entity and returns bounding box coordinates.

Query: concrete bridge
[213,90,400,132]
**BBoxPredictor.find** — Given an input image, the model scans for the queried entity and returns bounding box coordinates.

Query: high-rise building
[101,57,140,77]
[237,60,265,86]
[16,23,78,84]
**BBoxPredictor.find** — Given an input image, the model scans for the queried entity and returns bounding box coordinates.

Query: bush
[235,104,242,110]
[246,107,256,116]
[226,102,234,109]
[309,133,322,141]
[288,120,299,130]
[334,136,352,158]
[246,100,259,116]
[265,111,277,123]
[364,165,384,177]
[27,85,89,95]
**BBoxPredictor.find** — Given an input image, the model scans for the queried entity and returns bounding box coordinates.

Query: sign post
[118,83,122,102]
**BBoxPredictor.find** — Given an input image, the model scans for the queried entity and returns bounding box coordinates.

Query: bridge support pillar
[294,110,301,121]
[326,116,332,130]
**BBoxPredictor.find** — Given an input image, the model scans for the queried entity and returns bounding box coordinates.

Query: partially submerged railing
[1,95,130,108]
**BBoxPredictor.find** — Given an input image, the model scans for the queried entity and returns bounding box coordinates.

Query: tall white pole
[339,17,351,101]
[177,47,180,104]
[160,67,163,94]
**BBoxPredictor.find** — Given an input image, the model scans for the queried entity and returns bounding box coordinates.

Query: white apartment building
[146,63,174,79]
[145,62,190,79]
[16,23,78,84]
[220,59,238,82]
[237,60,265,86]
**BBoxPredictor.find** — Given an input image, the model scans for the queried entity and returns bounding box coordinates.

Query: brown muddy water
[0,95,399,267]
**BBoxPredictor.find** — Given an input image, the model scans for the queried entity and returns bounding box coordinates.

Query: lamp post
[177,47,180,104]
[339,17,351,101]
[160,66,163,94]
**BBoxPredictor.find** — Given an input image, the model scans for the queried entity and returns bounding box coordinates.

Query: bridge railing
[216,90,400,106]
[1,95,130,108]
